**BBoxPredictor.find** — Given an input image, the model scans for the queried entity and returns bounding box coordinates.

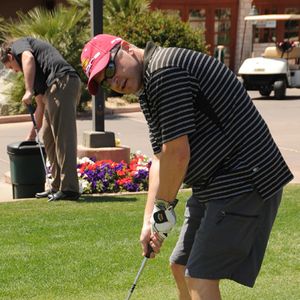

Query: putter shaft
[27,104,52,193]
[125,256,148,300]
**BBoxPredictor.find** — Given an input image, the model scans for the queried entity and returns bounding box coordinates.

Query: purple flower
[77,154,151,194]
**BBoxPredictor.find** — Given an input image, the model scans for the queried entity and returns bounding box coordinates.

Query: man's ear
[120,40,135,54]
[8,53,13,61]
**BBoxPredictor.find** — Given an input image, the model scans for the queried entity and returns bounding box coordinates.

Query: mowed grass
[0,185,299,300]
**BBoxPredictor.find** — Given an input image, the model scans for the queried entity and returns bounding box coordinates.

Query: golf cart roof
[245,14,300,21]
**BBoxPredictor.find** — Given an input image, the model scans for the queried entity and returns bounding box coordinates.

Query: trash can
[7,141,46,199]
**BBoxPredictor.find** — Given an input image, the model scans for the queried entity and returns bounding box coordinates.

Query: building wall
[151,0,239,70]
[151,0,300,73]
[235,0,252,72]
[236,0,300,72]
[2,0,299,73]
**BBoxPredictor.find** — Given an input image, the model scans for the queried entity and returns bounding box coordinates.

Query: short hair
[0,46,11,63]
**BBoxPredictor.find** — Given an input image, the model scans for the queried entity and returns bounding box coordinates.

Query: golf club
[125,245,153,300]
[27,104,53,198]
[125,200,178,299]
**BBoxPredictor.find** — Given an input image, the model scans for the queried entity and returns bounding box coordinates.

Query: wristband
[155,198,178,209]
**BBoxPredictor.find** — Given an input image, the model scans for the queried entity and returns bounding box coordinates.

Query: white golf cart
[238,14,300,99]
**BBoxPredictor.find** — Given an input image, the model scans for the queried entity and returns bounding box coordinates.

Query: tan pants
[42,74,81,193]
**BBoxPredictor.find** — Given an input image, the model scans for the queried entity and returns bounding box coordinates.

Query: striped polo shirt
[139,42,293,201]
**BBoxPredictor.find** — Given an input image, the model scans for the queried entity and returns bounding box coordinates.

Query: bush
[106,9,207,52]
[0,5,90,114]
[105,9,207,104]
[122,93,139,104]
[2,72,26,115]
[0,1,207,114]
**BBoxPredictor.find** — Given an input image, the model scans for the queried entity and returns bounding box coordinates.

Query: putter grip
[27,104,37,127]
[145,244,153,258]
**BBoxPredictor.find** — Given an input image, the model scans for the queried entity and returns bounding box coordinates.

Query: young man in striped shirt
[81,34,293,300]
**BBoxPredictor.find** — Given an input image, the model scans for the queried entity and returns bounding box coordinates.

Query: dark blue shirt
[11,37,77,95]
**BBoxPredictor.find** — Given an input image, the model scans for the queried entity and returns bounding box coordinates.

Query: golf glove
[150,199,178,240]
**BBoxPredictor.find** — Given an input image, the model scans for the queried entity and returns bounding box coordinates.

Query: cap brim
[87,53,110,95]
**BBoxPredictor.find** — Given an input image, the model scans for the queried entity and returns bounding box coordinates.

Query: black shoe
[48,190,80,202]
[36,189,56,199]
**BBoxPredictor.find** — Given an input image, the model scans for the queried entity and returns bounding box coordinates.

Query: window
[254,7,277,43]
[214,8,231,66]
[284,8,300,41]
[253,6,300,43]
[188,9,206,31]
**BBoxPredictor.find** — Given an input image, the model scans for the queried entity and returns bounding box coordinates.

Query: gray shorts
[170,188,283,287]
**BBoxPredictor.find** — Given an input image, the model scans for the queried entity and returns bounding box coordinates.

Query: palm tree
[67,0,151,23]
[104,0,151,25]
[0,4,90,114]
[0,5,89,62]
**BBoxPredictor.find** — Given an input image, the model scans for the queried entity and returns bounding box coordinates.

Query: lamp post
[91,0,104,132]
[78,0,130,164]
[81,0,115,148]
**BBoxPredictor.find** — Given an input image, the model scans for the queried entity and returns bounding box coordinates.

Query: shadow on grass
[75,194,139,203]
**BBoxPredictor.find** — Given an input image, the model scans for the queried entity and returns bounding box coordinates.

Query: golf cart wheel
[259,87,272,97]
[273,80,286,99]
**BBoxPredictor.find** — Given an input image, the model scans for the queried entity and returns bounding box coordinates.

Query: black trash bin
[7,141,46,199]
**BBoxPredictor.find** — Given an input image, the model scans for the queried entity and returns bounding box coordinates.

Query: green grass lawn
[0,185,299,300]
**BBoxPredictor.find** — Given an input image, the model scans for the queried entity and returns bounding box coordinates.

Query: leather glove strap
[155,198,178,209]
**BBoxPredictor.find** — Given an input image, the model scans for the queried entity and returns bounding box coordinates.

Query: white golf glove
[150,199,178,240]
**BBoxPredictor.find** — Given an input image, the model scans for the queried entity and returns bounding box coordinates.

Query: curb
[0,183,192,203]
[4,171,10,184]
[0,114,31,124]
[105,105,141,115]
[0,106,141,124]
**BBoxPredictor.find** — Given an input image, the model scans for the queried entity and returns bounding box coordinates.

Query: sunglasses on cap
[100,44,121,90]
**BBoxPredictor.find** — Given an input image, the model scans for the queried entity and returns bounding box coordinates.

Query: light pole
[82,0,115,148]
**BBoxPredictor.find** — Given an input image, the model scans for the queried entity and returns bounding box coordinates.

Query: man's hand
[140,224,163,258]
[150,199,177,240]
[22,90,34,106]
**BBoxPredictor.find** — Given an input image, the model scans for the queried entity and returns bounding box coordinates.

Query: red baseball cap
[81,34,122,95]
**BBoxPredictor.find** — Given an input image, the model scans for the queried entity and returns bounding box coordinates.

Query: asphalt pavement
[0,89,299,202]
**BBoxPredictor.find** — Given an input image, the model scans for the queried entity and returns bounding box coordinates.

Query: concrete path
[0,89,299,203]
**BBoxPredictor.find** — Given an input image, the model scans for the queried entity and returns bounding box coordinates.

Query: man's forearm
[22,51,36,94]
[143,135,190,226]
[156,135,190,202]
[143,156,160,226]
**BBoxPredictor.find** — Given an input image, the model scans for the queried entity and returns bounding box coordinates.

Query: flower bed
[77,152,151,194]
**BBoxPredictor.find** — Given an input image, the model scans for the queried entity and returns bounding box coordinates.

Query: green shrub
[0,17,5,43]
[104,0,151,25]
[0,5,90,114]
[106,9,207,52]
[105,9,206,103]
[0,72,26,115]
[122,93,139,104]
[0,1,206,114]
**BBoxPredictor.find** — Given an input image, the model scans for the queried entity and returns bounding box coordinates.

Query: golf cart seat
[289,64,300,70]
[263,46,300,59]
